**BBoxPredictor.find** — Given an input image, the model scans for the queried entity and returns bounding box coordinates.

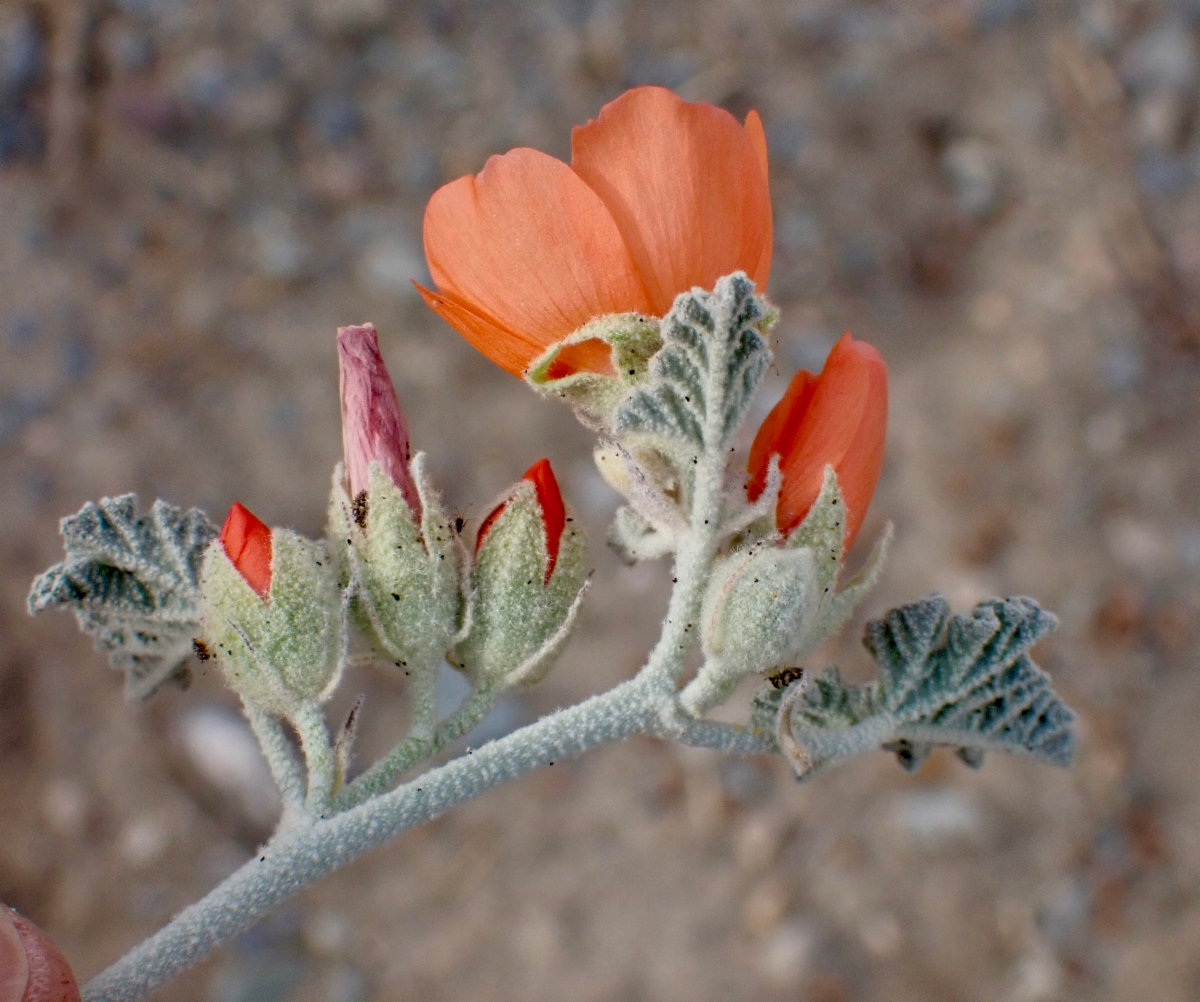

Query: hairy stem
[83,498,733,1001]
[330,685,498,812]
[291,703,335,815]
[242,703,305,809]
[83,677,655,1002]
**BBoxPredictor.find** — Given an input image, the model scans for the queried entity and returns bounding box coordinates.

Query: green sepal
[526,313,661,431]
[200,529,343,717]
[697,541,820,703]
[452,481,588,689]
[690,468,889,711]
[328,457,463,672]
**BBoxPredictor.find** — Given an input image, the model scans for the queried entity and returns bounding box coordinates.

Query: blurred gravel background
[3,0,1200,999]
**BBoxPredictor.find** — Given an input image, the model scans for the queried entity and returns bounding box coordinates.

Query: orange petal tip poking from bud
[475,459,567,584]
[748,333,888,551]
[523,458,566,581]
[219,502,273,598]
[422,86,773,378]
[2,908,82,1002]
[336,323,419,512]
[475,500,507,556]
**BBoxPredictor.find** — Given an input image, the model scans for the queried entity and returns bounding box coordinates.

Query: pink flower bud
[337,323,419,514]
[1,906,82,1002]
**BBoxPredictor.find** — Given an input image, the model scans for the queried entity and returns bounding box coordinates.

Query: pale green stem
[83,495,731,1002]
[291,702,335,815]
[677,671,738,718]
[83,679,653,1001]
[407,662,439,742]
[330,686,499,812]
[241,703,305,810]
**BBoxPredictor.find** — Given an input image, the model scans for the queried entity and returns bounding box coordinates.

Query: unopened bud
[328,454,461,672]
[453,460,587,688]
[2,906,82,1002]
[337,322,419,512]
[201,504,343,716]
[688,468,889,715]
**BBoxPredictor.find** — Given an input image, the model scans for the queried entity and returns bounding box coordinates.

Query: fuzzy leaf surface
[29,495,217,700]
[760,594,1077,775]
[614,273,770,452]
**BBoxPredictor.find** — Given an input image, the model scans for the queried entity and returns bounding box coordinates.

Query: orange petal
[523,458,566,583]
[746,368,816,501]
[836,347,887,548]
[220,502,273,598]
[570,86,773,315]
[422,147,652,367]
[750,334,887,549]
[415,283,539,377]
[743,109,773,291]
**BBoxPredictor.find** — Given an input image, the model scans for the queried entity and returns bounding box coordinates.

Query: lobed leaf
[29,495,217,701]
[614,272,770,453]
[757,593,1077,777]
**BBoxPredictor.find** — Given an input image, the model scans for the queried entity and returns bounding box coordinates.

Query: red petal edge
[522,459,566,583]
[219,502,273,598]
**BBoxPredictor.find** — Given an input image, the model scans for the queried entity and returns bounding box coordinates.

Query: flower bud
[747,333,887,550]
[337,322,419,513]
[453,459,587,688]
[201,503,343,717]
[687,469,890,715]
[328,454,461,673]
[696,542,821,704]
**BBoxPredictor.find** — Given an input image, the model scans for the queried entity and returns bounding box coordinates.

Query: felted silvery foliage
[749,594,1077,779]
[28,495,216,701]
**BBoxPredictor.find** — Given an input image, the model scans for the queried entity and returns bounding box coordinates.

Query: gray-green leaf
[614,272,771,452]
[29,495,217,701]
[762,594,1077,777]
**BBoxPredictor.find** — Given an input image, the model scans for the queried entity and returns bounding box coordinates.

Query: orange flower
[219,502,273,598]
[418,86,773,377]
[747,334,888,550]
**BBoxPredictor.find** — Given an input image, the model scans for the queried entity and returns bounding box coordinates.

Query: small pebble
[890,788,985,845]
[758,919,816,984]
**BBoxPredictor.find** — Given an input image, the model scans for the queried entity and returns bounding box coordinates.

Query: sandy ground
[3,1,1200,999]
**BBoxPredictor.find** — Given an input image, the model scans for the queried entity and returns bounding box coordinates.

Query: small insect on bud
[200,503,343,717]
[453,459,587,689]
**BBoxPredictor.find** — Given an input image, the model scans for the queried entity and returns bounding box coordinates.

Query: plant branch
[291,702,335,815]
[82,676,656,1002]
[242,703,305,811]
[329,685,499,812]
